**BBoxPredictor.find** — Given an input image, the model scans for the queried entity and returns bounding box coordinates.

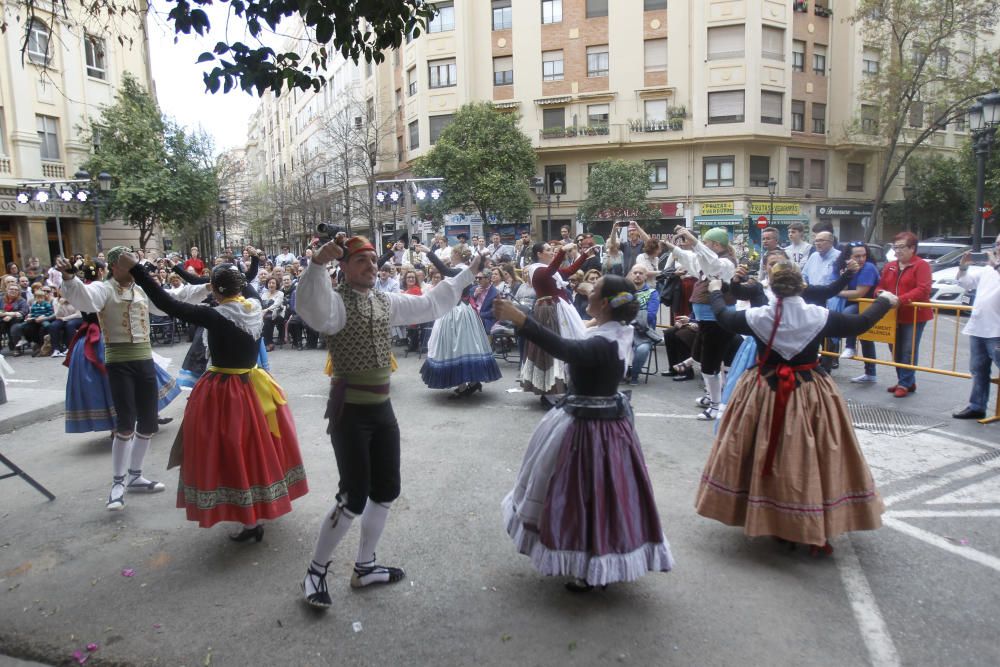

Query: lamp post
[218,197,229,253]
[767,177,777,229]
[532,175,563,238]
[968,90,1000,252]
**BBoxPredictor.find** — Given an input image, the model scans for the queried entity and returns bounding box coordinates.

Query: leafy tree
[7,1,435,96]
[578,159,657,225]
[413,103,536,227]
[849,0,1000,242]
[79,74,218,250]
[889,153,971,236]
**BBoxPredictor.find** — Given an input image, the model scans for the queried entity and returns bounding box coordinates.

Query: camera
[316,223,347,242]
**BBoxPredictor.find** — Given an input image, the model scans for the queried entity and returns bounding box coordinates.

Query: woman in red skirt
[120,254,307,541]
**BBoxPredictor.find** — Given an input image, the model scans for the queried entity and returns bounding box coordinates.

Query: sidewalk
[0,385,64,435]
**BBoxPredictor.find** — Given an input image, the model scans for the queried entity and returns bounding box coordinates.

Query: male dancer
[57,247,211,510]
[295,236,481,608]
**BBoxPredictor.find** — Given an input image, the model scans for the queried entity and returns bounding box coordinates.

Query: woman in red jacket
[876,232,932,397]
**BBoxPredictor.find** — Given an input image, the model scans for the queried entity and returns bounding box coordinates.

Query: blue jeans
[890,321,927,388]
[843,303,877,376]
[967,335,1000,412]
[629,341,653,382]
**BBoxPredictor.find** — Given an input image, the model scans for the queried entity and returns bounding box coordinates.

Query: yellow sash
[207,366,287,436]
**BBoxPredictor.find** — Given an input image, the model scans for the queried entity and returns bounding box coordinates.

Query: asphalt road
[0,340,998,667]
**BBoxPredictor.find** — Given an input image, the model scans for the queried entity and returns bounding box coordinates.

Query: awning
[534,95,572,106]
[491,101,521,110]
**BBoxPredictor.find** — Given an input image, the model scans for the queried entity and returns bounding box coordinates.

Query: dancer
[495,276,674,591]
[57,248,210,511]
[118,254,307,540]
[416,244,501,397]
[295,236,482,608]
[520,242,592,398]
[695,261,898,553]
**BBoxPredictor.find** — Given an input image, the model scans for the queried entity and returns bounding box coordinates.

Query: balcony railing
[539,123,610,140]
[794,2,832,16]
[628,118,684,133]
[42,162,65,178]
[0,157,10,174]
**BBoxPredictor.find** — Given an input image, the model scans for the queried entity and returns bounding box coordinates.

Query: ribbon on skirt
[62,321,104,374]
[758,360,819,477]
[207,366,287,437]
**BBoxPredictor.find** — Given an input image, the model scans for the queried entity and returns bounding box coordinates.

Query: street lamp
[218,197,229,253]
[968,89,1000,252]
[75,170,112,252]
[767,177,777,229]
[902,185,914,234]
[532,175,563,238]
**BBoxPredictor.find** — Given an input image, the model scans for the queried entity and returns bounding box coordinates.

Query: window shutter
[709,90,744,118]
[708,25,744,60]
[762,27,784,60]
[761,91,783,120]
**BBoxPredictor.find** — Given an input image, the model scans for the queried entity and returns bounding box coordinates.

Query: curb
[0,387,64,435]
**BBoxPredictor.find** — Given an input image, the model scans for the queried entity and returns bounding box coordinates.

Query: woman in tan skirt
[695,261,899,554]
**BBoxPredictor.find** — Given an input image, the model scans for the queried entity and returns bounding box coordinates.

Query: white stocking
[356,501,391,566]
[704,373,722,406]
[305,501,357,599]
[111,433,133,479]
[128,433,155,485]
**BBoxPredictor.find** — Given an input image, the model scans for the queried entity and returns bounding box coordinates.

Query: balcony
[539,123,610,140]
[628,118,684,133]
[0,157,10,174]
[42,162,65,178]
[794,1,832,17]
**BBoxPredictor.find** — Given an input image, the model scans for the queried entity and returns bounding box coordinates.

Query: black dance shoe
[229,525,264,543]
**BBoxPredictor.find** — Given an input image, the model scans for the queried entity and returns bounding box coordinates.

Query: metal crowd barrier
[820,299,999,425]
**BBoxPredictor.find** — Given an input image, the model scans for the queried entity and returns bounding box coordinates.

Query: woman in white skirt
[419,245,501,398]
[495,275,674,592]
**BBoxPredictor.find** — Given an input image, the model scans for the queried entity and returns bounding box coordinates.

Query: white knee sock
[356,501,391,565]
[128,433,155,484]
[311,501,357,566]
[704,373,722,406]
[111,433,133,479]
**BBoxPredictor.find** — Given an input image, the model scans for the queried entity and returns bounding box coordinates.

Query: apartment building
[368,0,979,243]
[0,4,155,268]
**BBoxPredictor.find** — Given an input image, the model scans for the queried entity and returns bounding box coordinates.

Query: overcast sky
[146,6,260,155]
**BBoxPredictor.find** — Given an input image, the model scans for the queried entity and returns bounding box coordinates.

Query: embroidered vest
[325,284,392,374]
[98,280,151,344]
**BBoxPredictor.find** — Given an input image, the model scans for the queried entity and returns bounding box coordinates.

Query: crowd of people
[1,220,997,600]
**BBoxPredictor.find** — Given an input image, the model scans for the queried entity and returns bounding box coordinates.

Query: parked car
[929,255,989,310]
[885,242,969,264]
[923,235,974,245]
[927,247,973,271]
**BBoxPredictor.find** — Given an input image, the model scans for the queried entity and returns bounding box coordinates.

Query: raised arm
[130,266,219,328]
[804,270,852,302]
[729,278,767,306]
[423,249,462,278]
[387,268,474,326]
[58,275,111,313]
[557,248,589,278]
[294,261,347,335]
[172,263,209,285]
[244,253,260,283]
[535,248,566,282]
[517,316,609,367]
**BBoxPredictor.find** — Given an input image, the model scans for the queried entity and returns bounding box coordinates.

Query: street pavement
[0,338,998,667]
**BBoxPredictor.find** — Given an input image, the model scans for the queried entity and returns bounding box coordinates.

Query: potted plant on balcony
[668,105,686,119]
[815,5,832,17]
[669,118,683,131]
[793,0,808,12]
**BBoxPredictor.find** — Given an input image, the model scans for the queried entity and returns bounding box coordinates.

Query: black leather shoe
[952,408,986,420]
[229,525,264,543]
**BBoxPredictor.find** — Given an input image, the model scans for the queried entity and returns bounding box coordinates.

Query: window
[792,40,805,72]
[847,163,865,192]
[36,115,59,160]
[586,0,608,18]
[428,2,455,33]
[407,66,417,96]
[587,45,609,77]
[542,0,562,24]
[749,156,770,187]
[542,50,564,81]
[863,48,880,76]
[408,120,419,149]
[761,91,783,124]
[429,114,454,144]
[708,90,744,124]
[397,136,404,162]
[492,0,512,30]
[644,0,667,9]
[812,103,826,133]
[27,19,51,66]
[645,99,668,123]
[909,101,924,128]
[85,34,106,79]
[862,105,878,134]
[813,44,827,75]
[762,26,785,61]
[937,49,950,74]
[704,157,735,188]
[493,56,513,85]
[787,158,804,188]
[543,107,565,129]
[809,159,826,189]
[791,100,805,131]
[544,164,566,194]
[646,160,668,190]
[428,58,457,88]
[644,39,667,73]
[707,25,744,60]
[587,104,609,126]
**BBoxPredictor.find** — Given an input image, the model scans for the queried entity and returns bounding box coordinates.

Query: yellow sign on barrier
[858,300,897,344]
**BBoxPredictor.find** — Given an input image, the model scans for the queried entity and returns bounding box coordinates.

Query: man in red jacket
[876,232,932,397]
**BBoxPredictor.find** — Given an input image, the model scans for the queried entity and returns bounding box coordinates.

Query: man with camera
[295,235,484,608]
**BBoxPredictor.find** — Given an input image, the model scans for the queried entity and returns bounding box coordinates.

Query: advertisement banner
[750,202,801,215]
[700,201,734,215]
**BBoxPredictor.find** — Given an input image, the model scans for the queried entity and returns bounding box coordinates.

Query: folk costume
[504,314,674,588]
[130,265,307,535]
[419,251,501,394]
[695,286,894,549]
[295,236,474,608]
[520,248,588,395]
[60,247,210,511]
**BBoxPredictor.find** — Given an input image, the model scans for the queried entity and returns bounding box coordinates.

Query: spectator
[621,220,650,273]
[25,257,44,285]
[1,283,29,350]
[474,271,499,332]
[661,230,697,325]
[801,231,839,287]
[579,234,602,273]
[951,237,1000,419]
[275,244,297,267]
[375,265,400,292]
[783,221,811,270]
[626,265,662,385]
[490,267,510,299]
[634,238,663,288]
[485,233,510,263]
[559,225,572,245]
[837,243,881,383]
[602,222,625,276]
[183,246,205,275]
[47,257,64,289]
[572,280,592,320]
[757,227,781,281]
[10,283,54,355]
[876,232,932,398]
[514,231,533,269]
[47,289,82,357]
[260,277,285,350]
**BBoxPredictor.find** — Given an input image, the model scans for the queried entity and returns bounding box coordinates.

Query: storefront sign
[750,202,801,216]
[0,196,86,216]
[700,201,734,216]
[858,300,897,344]
[817,204,873,218]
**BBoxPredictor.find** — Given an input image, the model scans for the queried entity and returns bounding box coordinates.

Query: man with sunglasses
[952,235,1000,419]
